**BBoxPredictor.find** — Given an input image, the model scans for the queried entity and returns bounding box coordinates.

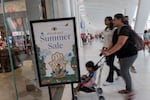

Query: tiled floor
[0,39,150,100]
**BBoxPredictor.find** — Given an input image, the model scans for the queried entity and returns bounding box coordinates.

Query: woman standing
[102,14,137,99]
[102,16,120,86]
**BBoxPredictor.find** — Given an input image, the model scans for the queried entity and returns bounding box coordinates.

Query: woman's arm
[103,36,128,56]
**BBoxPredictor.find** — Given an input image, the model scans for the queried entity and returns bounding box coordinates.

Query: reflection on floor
[0,39,150,100]
[0,60,50,100]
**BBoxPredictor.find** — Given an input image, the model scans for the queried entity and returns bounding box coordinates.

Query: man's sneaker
[103,81,113,86]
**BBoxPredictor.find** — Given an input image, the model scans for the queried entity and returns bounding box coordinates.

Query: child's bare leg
[148,44,150,51]
[76,83,81,91]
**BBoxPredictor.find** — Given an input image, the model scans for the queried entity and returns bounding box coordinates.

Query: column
[53,0,71,18]
[52,0,82,46]
[44,1,82,100]
[25,0,42,88]
[134,0,150,33]
[25,0,42,20]
[74,0,83,47]
[125,6,136,24]
[45,0,54,19]
[70,0,76,17]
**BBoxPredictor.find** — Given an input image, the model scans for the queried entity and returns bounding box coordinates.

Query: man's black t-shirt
[112,26,137,58]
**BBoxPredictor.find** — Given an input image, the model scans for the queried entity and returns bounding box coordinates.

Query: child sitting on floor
[76,61,96,92]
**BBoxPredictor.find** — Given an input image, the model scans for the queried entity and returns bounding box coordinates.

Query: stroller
[73,56,106,100]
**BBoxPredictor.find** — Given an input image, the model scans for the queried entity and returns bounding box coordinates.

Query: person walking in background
[87,33,91,43]
[102,13,138,100]
[101,16,120,86]
[124,16,130,26]
[143,30,150,52]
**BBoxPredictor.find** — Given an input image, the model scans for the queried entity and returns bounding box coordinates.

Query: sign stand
[30,17,80,100]
[48,84,75,100]
[71,83,75,100]
[48,86,53,100]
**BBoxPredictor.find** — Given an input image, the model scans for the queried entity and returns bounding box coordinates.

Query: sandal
[126,92,135,100]
[118,90,130,94]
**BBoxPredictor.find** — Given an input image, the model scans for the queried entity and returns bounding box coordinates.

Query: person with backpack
[124,16,137,73]
[102,13,137,100]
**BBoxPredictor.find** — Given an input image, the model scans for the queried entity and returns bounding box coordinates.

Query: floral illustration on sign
[49,52,68,78]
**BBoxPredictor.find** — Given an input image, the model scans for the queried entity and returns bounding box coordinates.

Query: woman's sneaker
[115,76,121,80]
[103,81,113,86]
[130,66,137,73]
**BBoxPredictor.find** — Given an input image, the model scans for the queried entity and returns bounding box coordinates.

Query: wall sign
[30,17,80,87]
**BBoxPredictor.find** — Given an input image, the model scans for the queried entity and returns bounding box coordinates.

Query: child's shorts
[80,79,94,88]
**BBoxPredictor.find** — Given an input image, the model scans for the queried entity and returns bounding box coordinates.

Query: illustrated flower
[72,64,77,68]
[49,52,68,78]
[64,52,73,61]
[43,67,47,71]
[47,80,51,83]
[63,80,67,83]
[68,52,72,57]
[67,80,71,82]
[42,80,47,84]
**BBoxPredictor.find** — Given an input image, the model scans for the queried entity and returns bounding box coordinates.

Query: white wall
[80,0,138,33]
[134,0,150,33]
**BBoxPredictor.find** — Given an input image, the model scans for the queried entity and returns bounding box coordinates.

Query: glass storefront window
[0,0,80,100]
[0,0,50,100]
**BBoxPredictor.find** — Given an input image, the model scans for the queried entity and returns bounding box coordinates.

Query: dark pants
[106,54,120,82]
[119,55,137,92]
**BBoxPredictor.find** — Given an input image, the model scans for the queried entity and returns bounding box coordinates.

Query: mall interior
[0,0,150,100]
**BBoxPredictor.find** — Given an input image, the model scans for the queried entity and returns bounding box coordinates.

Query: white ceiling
[79,0,139,32]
